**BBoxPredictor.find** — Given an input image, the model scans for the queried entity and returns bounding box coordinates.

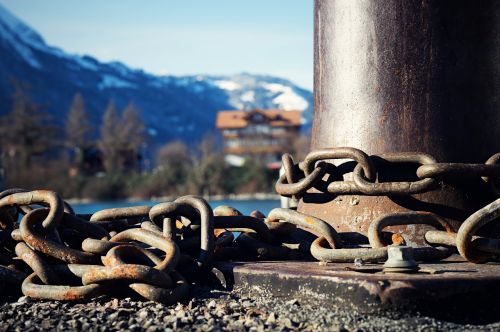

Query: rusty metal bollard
[299,0,500,243]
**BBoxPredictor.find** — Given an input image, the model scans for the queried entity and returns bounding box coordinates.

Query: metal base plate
[215,255,500,323]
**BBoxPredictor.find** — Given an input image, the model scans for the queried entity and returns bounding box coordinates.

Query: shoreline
[66,192,280,205]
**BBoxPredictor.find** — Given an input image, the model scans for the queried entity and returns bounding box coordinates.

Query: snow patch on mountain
[262,82,309,111]
[240,91,255,103]
[214,80,241,91]
[73,56,99,71]
[273,92,309,111]
[98,75,136,90]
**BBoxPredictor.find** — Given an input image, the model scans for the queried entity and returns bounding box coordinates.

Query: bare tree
[0,84,53,170]
[153,140,193,195]
[66,93,91,148]
[98,101,120,172]
[118,103,145,172]
[156,140,191,168]
[66,93,92,173]
[190,133,225,196]
[98,101,145,173]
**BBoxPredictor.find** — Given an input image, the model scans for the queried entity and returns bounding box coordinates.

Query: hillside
[0,4,312,146]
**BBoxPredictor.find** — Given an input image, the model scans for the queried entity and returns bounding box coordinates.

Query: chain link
[277,149,500,198]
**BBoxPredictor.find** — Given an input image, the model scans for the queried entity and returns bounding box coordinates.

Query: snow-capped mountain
[0,4,312,145]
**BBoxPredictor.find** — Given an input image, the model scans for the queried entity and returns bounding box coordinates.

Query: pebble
[138,310,148,319]
[16,296,30,304]
[266,312,277,325]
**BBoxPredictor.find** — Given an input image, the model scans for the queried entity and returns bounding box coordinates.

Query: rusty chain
[277,147,500,197]
[0,147,499,303]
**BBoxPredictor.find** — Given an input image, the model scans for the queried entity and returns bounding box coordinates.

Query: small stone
[111,298,119,308]
[242,300,252,308]
[215,303,227,312]
[283,318,294,329]
[207,300,216,309]
[286,299,299,306]
[129,324,140,331]
[176,310,186,319]
[265,312,276,325]
[138,310,148,319]
[115,321,128,329]
[229,302,241,310]
[40,320,51,329]
[16,296,30,304]
[108,312,119,321]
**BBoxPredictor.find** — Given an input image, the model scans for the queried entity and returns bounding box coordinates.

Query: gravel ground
[1,287,499,332]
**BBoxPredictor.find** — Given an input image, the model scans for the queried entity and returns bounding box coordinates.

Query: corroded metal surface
[312,0,500,159]
[216,256,500,317]
[303,0,500,238]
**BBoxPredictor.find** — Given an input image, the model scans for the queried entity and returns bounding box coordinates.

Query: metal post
[300,0,500,239]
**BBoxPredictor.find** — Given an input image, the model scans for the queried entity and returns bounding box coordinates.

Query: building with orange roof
[216,109,302,167]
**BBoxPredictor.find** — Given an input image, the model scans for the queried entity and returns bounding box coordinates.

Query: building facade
[216,109,301,167]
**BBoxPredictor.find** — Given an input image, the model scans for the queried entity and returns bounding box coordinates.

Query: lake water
[72,199,281,216]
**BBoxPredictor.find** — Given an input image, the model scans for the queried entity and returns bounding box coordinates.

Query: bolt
[383,245,419,273]
[354,258,364,267]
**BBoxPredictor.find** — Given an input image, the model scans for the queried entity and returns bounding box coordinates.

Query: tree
[0,84,54,170]
[98,101,121,173]
[118,103,145,171]
[189,133,225,196]
[153,140,192,195]
[156,140,191,169]
[65,93,92,173]
[98,101,145,173]
[66,93,91,148]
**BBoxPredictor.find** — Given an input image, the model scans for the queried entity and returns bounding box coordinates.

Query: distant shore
[66,192,280,205]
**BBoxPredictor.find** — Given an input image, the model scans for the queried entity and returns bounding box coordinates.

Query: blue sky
[1,0,313,89]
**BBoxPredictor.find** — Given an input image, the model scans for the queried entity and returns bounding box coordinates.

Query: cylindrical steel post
[300,0,500,240]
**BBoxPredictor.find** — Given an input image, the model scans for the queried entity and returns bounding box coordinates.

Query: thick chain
[0,148,499,303]
[277,147,500,198]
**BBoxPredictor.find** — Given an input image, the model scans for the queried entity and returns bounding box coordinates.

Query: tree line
[0,86,306,200]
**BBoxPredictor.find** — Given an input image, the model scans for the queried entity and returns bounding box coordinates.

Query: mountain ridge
[0,4,313,146]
